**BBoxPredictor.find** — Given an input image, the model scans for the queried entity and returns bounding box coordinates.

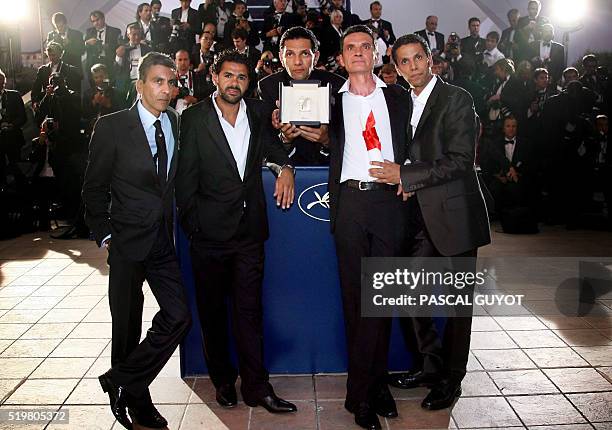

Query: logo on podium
[298,183,330,222]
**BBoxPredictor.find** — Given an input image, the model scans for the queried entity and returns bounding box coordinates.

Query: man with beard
[371,33,490,411]
[82,52,192,429]
[176,50,296,414]
[258,26,345,165]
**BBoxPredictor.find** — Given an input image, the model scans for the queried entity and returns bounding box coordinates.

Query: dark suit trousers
[108,224,192,398]
[189,224,271,402]
[399,205,477,384]
[334,186,406,408]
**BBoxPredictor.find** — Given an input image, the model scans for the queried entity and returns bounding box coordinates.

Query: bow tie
[505,139,516,145]
[428,32,435,36]
[484,52,492,56]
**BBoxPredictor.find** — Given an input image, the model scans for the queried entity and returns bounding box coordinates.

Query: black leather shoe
[98,372,132,429]
[215,384,237,408]
[354,402,382,430]
[387,370,440,389]
[128,404,167,429]
[421,382,462,410]
[374,384,397,418]
[245,393,297,413]
[50,226,77,240]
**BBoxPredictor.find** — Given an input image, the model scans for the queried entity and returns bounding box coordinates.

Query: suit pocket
[112,209,152,226]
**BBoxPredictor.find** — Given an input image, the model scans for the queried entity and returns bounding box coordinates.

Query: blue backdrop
[178,167,426,377]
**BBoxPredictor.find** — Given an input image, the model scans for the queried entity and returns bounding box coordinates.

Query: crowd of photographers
[0,0,610,239]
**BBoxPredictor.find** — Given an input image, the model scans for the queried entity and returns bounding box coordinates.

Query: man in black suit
[415,16,445,56]
[170,49,211,113]
[46,12,84,75]
[329,0,360,29]
[0,69,26,184]
[82,63,124,136]
[85,10,122,80]
[114,24,152,97]
[150,0,173,53]
[171,0,202,52]
[31,42,80,108]
[528,24,565,86]
[259,27,345,166]
[261,0,300,54]
[363,1,395,47]
[373,33,490,411]
[460,17,486,60]
[82,52,192,430]
[175,49,297,414]
[328,25,410,430]
[499,9,521,60]
[517,0,549,46]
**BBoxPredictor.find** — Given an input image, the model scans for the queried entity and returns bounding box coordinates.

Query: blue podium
[178,167,420,376]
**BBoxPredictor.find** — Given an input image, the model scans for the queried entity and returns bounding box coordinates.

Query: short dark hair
[150,0,162,6]
[528,0,541,8]
[533,68,548,80]
[52,12,67,25]
[369,1,381,10]
[340,24,375,53]
[232,27,248,41]
[486,31,500,42]
[91,10,104,20]
[563,66,579,79]
[212,49,250,75]
[503,115,518,124]
[234,0,246,6]
[468,17,480,25]
[391,33,431,64]
[175,49,190,58]
[507,8,519,19]
[279,26,320,52]
[138,51,175,81]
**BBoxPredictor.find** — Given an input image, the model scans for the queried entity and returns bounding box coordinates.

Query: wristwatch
[279,164,295,178]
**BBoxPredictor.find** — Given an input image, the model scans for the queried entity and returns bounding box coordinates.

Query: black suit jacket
[362,19,396,46]
[320,24,343,61]
[328,84,410,232]
[82,103,180,261]
[415,29,445,53]
[46,28,84,72]
[0,89,26,147]
[261,12,301,52]
[176,97,289,242]
[84,26,122,73]
[258,68,346,166]
[528,41,565,84]
[460,35,486,57]
[499,26,519,58]
[171,7,201,51]
[31,61,81,104]
[490,136,534,176]
[400,78,490,256]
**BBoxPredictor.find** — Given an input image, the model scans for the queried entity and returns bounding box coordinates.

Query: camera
[263,57,281,72]
[170,19,182,42]
[448,32,459,43]
[48,73,67,94]
[448,42,459,51]
[95,79,114,97]
[176,76,191,98]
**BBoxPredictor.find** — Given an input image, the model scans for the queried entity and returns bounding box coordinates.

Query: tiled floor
[1,225,612,429]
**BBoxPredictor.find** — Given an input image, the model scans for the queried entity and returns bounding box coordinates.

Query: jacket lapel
[244,101,260,176]
[204,98,241,178]
[413,78,442,139]
[166,108,179,184]
[382,87,404,164]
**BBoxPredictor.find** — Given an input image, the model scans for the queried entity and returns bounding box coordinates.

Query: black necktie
[97,30,103,41]
[154,120,167,187]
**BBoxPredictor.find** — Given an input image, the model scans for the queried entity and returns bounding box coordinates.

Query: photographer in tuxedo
[46,12,84,76]
[0,69,26,185]
[176,49,296,415]
[371,33,490,411]
[85,10,122,81]
[31,42,80,110]
[170,49,211,114]
[82,52,192,429]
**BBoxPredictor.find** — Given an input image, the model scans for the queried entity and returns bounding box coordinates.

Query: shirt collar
[338,74,386,94]
[411,75,437,104]
[137,100,165,130]
[211,92,248,124]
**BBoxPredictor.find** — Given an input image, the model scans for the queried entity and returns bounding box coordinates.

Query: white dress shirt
[115,45,143,81]
[180,8,189,22]
[410,75,438,138]
[212,93,251,181]
[505,138,516,162]
[140,20,151,43]
[539,41,552,61]
[482,47,505,68]
[339,75,395,183]
[426,31,437,51]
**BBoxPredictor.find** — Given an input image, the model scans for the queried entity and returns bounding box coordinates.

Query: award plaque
[279,80,330,126]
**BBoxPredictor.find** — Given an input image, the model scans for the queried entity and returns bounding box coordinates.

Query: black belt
[343,180,395,191]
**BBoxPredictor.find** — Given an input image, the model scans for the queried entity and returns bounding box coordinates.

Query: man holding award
[327,25,411,430]
[258,26,345,166]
